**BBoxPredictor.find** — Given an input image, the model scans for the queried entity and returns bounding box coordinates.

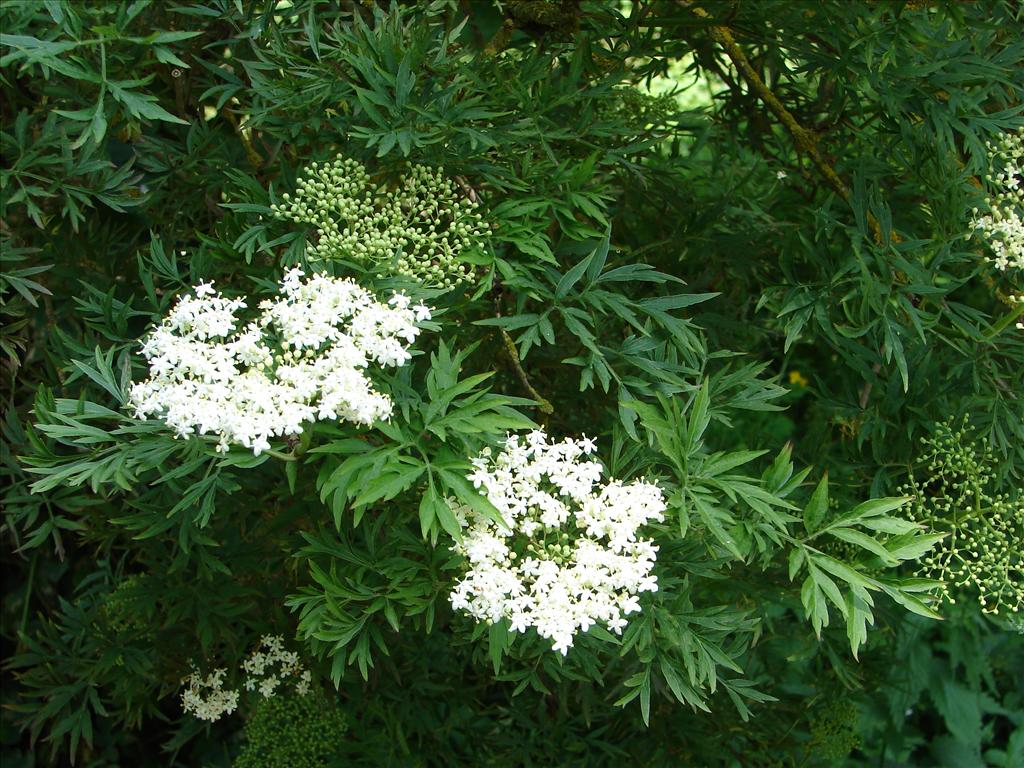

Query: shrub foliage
[1,1,1022,766]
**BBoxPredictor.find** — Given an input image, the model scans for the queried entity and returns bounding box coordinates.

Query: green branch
[499,327,554,415]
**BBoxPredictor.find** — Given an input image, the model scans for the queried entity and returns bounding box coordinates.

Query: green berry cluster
[101,575,153,636]
[900,420,1023,617]
[600,88,678,132]
[234,689,348,768]
[806,699,860,762]
[271,156,488,288]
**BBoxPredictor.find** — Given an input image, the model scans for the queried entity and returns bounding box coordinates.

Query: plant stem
[223,110,263,168]
[266,448,299,461]
[499,328,554,415]
[985,301,1024,339]
[19,553,38,643]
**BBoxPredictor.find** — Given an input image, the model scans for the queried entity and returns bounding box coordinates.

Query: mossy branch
[484,19,516,56]
[499,327,554,415]
[223,109,264,169]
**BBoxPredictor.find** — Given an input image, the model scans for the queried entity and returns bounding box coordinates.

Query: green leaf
[88,96,108,144]
[488,619,509,675]
[788,547,805,580]
[660,657,710,712]
[640,668,651,726]
[828,527,899,565]
[285,459,298,494]
[803,474,829,533]
[810,565,848,620]
[884,532,945,561]
[691,493,743,560]
[684,380,711,452]
[435,495,463,542]
[935,681,983,750]
[109,82,188,124]
[877,580,943,620]
[813,554,876,590]
[351,463,424,509]
[555,250,593,300]
[71,349,124,404]
[439,468,505,529]
[845,591,872,659]
[700,450,767,477]
[143,30,203,44]
[586,226,611,284]
[801,574,828,636]
[418,480,441,539]
[831,496,911,529]
[639,293,719,312]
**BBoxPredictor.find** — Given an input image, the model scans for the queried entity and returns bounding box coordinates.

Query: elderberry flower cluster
[129,269,430,455]
[449,430,666,655]
[271,155,489,287]
[180,636,312,723]
[972,131,1023,271]
[901,420,1023,616]
[181,668,239,722]
[242,635,312,699]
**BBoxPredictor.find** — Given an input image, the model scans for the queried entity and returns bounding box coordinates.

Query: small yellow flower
[788,370,809,388]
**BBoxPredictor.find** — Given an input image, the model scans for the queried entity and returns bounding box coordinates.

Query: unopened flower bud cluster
[181,635,311,723]
[598,87,677,132]
[129,268,430,455]
[271,155,488,288]
[972,131,1023,272]
[449,430,666,655]
[901,420,1023,616]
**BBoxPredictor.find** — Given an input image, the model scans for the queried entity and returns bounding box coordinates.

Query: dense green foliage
[2,1,1022,766]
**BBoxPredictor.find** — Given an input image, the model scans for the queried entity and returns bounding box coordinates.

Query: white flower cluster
[972,131,1023,271]
[180,635,311,723]
[129,269,430,455]
[449,430,666,655]
[242,634,312,699]
[181,667,239,722]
